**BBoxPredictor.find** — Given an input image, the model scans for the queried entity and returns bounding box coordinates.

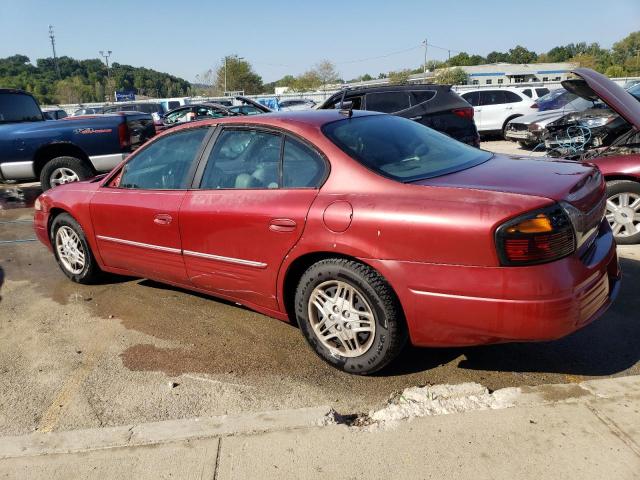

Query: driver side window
[200,129,282,189]
[118,128,208,190]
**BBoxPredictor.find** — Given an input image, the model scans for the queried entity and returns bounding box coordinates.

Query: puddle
[0,185,42,210]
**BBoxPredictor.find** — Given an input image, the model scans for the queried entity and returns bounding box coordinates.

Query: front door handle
[269,218,297,232]
[154,213,173,225]
[409,116,422,121]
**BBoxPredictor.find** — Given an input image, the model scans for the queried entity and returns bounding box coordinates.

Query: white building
[440,62,578,86]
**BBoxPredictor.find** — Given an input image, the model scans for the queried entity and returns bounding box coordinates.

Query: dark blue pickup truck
[0,89,155,190]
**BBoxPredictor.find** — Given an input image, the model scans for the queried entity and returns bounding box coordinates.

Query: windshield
[0,92,43,123]
[322,114,491,183]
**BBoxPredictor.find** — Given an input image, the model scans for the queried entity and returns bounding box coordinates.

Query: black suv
[318,84,480,146]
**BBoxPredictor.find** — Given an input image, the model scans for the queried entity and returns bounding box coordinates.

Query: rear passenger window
[480,91,507,105]
[365,92,411,113]
[200,129,282,189]
[536,88,550,97]
[521,89,532,98]
[461,91,480,107]
[503,91,523,103]
[282,137,326,188]
[411,90,436,105]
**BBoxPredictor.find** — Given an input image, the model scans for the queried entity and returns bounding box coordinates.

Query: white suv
[459,88,536,137]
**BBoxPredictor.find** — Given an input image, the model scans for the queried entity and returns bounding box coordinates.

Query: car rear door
[179,127,327,311]
[90,127,211,283]
[478,90,508,131]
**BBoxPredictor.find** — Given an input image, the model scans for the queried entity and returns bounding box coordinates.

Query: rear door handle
[269,218,297,232]
[154,213,173,225]
[409,116,423,121]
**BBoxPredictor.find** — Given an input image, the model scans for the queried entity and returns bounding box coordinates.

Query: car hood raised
[414,153,602,211]
[562,68,640,130]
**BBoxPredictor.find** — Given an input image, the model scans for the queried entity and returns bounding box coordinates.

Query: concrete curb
[0,406,332,459]
[1,375,638,460]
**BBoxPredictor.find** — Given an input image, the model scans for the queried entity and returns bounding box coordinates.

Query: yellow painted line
[37,338,110,433]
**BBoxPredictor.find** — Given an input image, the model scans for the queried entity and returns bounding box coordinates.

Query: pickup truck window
[0,93,43,123]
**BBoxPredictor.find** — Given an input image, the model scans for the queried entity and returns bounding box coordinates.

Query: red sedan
[34,110,620,374]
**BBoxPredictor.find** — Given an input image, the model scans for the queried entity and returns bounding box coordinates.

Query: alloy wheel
[55,226,86,275]
[307,280,376,358]
[50,167,79,187]
[606,192,640,237]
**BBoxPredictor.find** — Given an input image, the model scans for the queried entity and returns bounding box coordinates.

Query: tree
[314,60,339,87]
[214,55,263,94]
[486,51,509,63]
[604,65,627,77]
[448,52,485,67]
[388,69,412,84]
[569,53,598,70]
[507,45,537,64]
[434,67,468,85]
[612,31,640,75]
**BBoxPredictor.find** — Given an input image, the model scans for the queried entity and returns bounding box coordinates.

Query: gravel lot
[1,140,639,436]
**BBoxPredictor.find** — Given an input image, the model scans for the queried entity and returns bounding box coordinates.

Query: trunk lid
[414,153,604,212]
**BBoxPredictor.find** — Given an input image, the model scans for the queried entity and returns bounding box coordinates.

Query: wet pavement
[1,181,640,436]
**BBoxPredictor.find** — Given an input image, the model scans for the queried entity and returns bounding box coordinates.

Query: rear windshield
[322,115,491,182]
[0,93,43,123]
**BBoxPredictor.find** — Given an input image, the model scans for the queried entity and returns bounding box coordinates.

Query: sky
[1,0,638,83]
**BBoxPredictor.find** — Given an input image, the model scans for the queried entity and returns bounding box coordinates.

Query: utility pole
[99,50,112,101]
[99,50,112,77]
[423,38,428,80]
[224,56,227,94]
[48,25,61,79]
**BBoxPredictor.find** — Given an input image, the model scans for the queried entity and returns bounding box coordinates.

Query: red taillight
[118,122,130,150]
[496,205,575,266]
[452,107,474,120]
[531,103,538,109]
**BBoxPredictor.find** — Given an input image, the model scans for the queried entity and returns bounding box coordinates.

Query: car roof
[334,84,449,96]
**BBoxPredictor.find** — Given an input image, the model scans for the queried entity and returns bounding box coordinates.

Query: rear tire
[50,213,102,283]
[295,258,407,375]
[605,180,640,245]
[40,156,93,191]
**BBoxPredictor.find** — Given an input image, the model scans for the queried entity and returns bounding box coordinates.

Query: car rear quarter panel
[591,154,640,180]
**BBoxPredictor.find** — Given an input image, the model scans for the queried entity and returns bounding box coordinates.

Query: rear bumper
[365,220,620,347]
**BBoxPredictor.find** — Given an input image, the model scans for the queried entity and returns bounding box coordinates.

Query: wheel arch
[502,114,523,131]
[279,251,406,325]
[604,175,640,184]
[33,142,94,178]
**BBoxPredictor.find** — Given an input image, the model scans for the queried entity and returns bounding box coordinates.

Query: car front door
[179,127,327,311]
[90,127,211,283]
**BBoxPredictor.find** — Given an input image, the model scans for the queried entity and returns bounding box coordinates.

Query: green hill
[0,54,191,104]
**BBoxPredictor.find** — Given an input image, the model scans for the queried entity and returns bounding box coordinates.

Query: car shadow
[381,256,640,378]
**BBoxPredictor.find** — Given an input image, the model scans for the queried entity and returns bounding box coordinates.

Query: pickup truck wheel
[50,213,102,284]
[40,156,93,191]
[606,180,640,245]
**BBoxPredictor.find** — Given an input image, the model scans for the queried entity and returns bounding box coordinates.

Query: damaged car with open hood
[543,75,640,158]
[543,68,640,244]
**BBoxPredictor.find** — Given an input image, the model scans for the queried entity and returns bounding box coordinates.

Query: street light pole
[99,50,112,78]
[48,25,61,79]
[224,56,227,94]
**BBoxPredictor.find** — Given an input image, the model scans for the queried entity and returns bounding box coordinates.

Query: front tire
[50,213,102,283]
[295,258,407,375]
[40,156,93,191]
[606,180,640,244]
